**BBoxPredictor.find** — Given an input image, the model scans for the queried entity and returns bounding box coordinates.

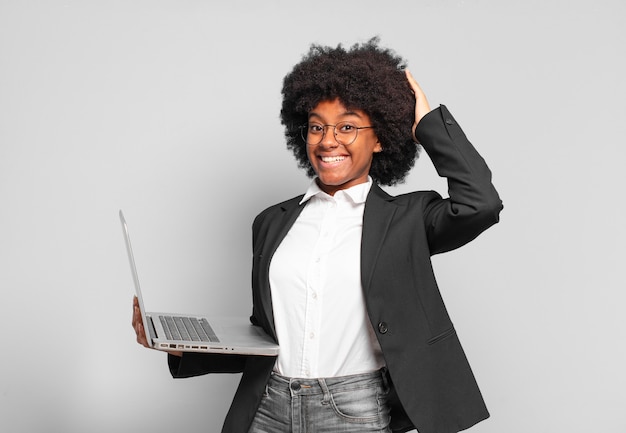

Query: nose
[319,125,339,147]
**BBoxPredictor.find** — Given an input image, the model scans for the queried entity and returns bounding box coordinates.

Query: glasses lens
[335,122,358,145]
[300,123,314,144]
[302,122,359,146]
[303,123,324,145]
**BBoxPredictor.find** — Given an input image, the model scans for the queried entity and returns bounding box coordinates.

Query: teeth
[321,156,346,163]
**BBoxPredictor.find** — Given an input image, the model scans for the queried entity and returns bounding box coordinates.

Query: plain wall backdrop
[1,0,624,432]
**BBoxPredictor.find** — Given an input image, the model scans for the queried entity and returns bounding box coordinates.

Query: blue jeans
[248,369,392,433]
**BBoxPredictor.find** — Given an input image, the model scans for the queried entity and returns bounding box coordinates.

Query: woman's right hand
[132,295,151,348]
[131,296,183,357]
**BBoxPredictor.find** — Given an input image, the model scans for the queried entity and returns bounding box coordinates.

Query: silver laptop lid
[119,210,155,346]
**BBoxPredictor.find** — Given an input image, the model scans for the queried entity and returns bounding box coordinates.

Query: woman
[132,38,503,433]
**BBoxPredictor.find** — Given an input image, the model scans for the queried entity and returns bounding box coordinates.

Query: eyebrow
[308,110,365,121]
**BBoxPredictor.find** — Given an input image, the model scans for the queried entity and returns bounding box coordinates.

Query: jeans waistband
[268,368,388,396]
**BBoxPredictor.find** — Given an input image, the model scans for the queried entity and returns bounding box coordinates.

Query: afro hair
[280,37,419,186]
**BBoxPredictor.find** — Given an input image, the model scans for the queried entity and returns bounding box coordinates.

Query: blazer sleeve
[414,105,503,254]
[168,352,248,378]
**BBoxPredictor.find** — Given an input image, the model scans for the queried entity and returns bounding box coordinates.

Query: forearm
[416,105,503,253]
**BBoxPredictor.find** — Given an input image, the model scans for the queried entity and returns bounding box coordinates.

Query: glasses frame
[300,122,374,146]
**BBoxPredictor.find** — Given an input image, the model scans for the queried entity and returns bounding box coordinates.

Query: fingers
[131,296,140,327]
[136,324,150,348]
[405,69,431,141]
[135,320,150,348]
[405,68,420,92]
[132,295,137,321]
[130,297,179,355]
[131,296,150,348]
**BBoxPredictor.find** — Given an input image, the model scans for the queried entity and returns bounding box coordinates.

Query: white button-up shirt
[269,178,385,378]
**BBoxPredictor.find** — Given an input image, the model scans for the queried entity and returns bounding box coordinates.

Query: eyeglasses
[300,121,374,146]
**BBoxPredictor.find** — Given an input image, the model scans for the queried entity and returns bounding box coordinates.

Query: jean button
[290,381,301,391]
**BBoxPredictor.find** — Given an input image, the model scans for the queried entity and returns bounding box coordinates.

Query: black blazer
[169,105,503,433]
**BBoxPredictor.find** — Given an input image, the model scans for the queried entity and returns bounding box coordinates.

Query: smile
[320,156,347,163]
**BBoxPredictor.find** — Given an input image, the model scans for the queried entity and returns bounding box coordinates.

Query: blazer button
[445,118,454,125]
[378,322,388,334]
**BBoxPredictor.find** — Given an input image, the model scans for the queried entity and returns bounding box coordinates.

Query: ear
[374,140,383,153]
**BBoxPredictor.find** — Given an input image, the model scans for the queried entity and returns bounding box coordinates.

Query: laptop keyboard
[159,315,220,343]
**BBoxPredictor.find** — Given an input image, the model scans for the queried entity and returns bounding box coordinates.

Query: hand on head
[405,69,431,142]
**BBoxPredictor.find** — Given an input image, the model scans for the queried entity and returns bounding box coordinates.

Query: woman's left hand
[405,69,431,142]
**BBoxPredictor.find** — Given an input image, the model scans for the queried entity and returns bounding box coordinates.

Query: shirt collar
[299,177,373,205]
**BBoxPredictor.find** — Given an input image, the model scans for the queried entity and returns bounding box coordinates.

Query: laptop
[119,210,279,356]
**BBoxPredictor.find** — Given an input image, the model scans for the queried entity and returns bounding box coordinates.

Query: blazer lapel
[361,184,397,294]
[258,197,305,338]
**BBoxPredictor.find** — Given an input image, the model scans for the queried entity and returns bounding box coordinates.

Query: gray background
[1,0,624,432]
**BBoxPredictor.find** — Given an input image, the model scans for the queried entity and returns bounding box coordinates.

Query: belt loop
[317,378,331,405]
[381,367,390,390]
